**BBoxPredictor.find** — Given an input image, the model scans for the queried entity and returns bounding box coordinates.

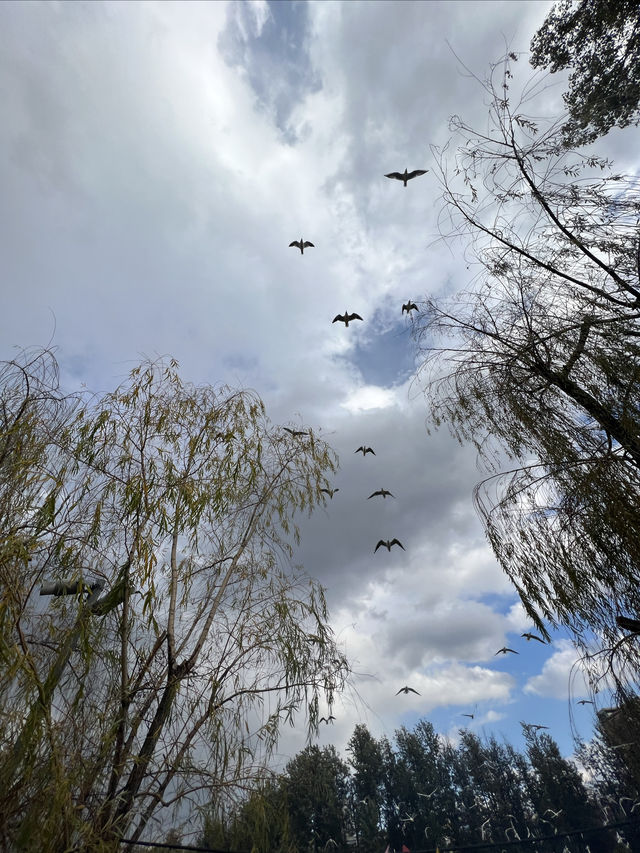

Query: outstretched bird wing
[289,240,302,248]
[390,538,405,550]
[332,314,346,324]
[522,632,545,643]
[347,312,363,322]
[406,169,428,180]
[374,540,386,552]
[302,241,315,248]
[385,172,404,181]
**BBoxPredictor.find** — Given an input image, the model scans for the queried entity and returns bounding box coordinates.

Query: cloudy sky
[3,0,628,770]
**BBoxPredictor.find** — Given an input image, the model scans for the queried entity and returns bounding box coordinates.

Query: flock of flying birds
[288,169,431,727]
[289,167,589,732]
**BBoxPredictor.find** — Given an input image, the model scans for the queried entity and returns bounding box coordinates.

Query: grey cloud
[218,0,321,144]
[383,600,509,669]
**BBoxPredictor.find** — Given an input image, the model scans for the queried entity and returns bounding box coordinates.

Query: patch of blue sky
[344,320,418,388]
[218,0,321,144]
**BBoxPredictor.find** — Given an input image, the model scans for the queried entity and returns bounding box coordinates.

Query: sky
[2,0,635,779]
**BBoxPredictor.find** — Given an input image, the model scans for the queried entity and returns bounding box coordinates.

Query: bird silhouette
[283,427,309,437]
[495,646,519,655]
[320,488,339,498]
[396,685,420,695]
[355,446,375,456]
[319,715,336,724]
[520,721,549,731]
[385,168,428,186]
[368,488,394,499]
[402,301,419,314]
[289,238,314,254]
[333,311,363,327]
[375,538,405,552]
[577,699,594,705]
[461,713,474,719]
[521,632,546,643]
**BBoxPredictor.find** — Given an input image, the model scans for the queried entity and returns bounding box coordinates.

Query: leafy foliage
[413,59,640,703]
[530,0,640,144]
[0,348,348,850]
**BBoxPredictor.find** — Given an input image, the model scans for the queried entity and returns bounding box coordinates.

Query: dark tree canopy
[530,0,640,144]
[201,719,623,853]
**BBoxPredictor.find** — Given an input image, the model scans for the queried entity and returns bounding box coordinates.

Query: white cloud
[341,384,398,413]
[524,640,589,699]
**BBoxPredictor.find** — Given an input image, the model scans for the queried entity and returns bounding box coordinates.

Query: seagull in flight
[521,632,546,643]
[402,301,419,314]
[320,488,339,498]
[544,808,563,819]
[368,488,394,499]
[396,685,420,695]
[319,715,336,724]
[375,538,405,553]
[332,311,363,327]
[283,427,309,437]
[495,647,519,655]
[385,168,428,186]
[577,699,594,705]
[520,721,549,732]
[289,238,315,254]
[355,446,375,456]
[417,788,437,799]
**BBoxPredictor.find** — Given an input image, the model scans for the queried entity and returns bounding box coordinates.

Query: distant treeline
[199,718,639,853]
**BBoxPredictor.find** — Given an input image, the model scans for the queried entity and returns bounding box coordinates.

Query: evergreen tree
[283,744,350,851]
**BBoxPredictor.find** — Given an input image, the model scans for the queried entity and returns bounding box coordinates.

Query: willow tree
[413,58,640,698]
[0,348,348,851]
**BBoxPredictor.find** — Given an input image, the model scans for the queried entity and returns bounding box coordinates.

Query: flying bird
[333,311,363,327]
[319,715,336,724]
[355,446,375,456]
[289,238,315,254]
[368,488,394,499]
[283,427,309,437]
[520,721,549,731]
[402,301,419,315]
[495,647,519,655]
[417,788,437,799]
[544,809,563,819]
[375,538,405,553]
[396,685,420,695]
[385,168,429,186]
[521,632,546,643]
[320,488,339,498]
[461,713,474,719]
[577,699,594,705]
